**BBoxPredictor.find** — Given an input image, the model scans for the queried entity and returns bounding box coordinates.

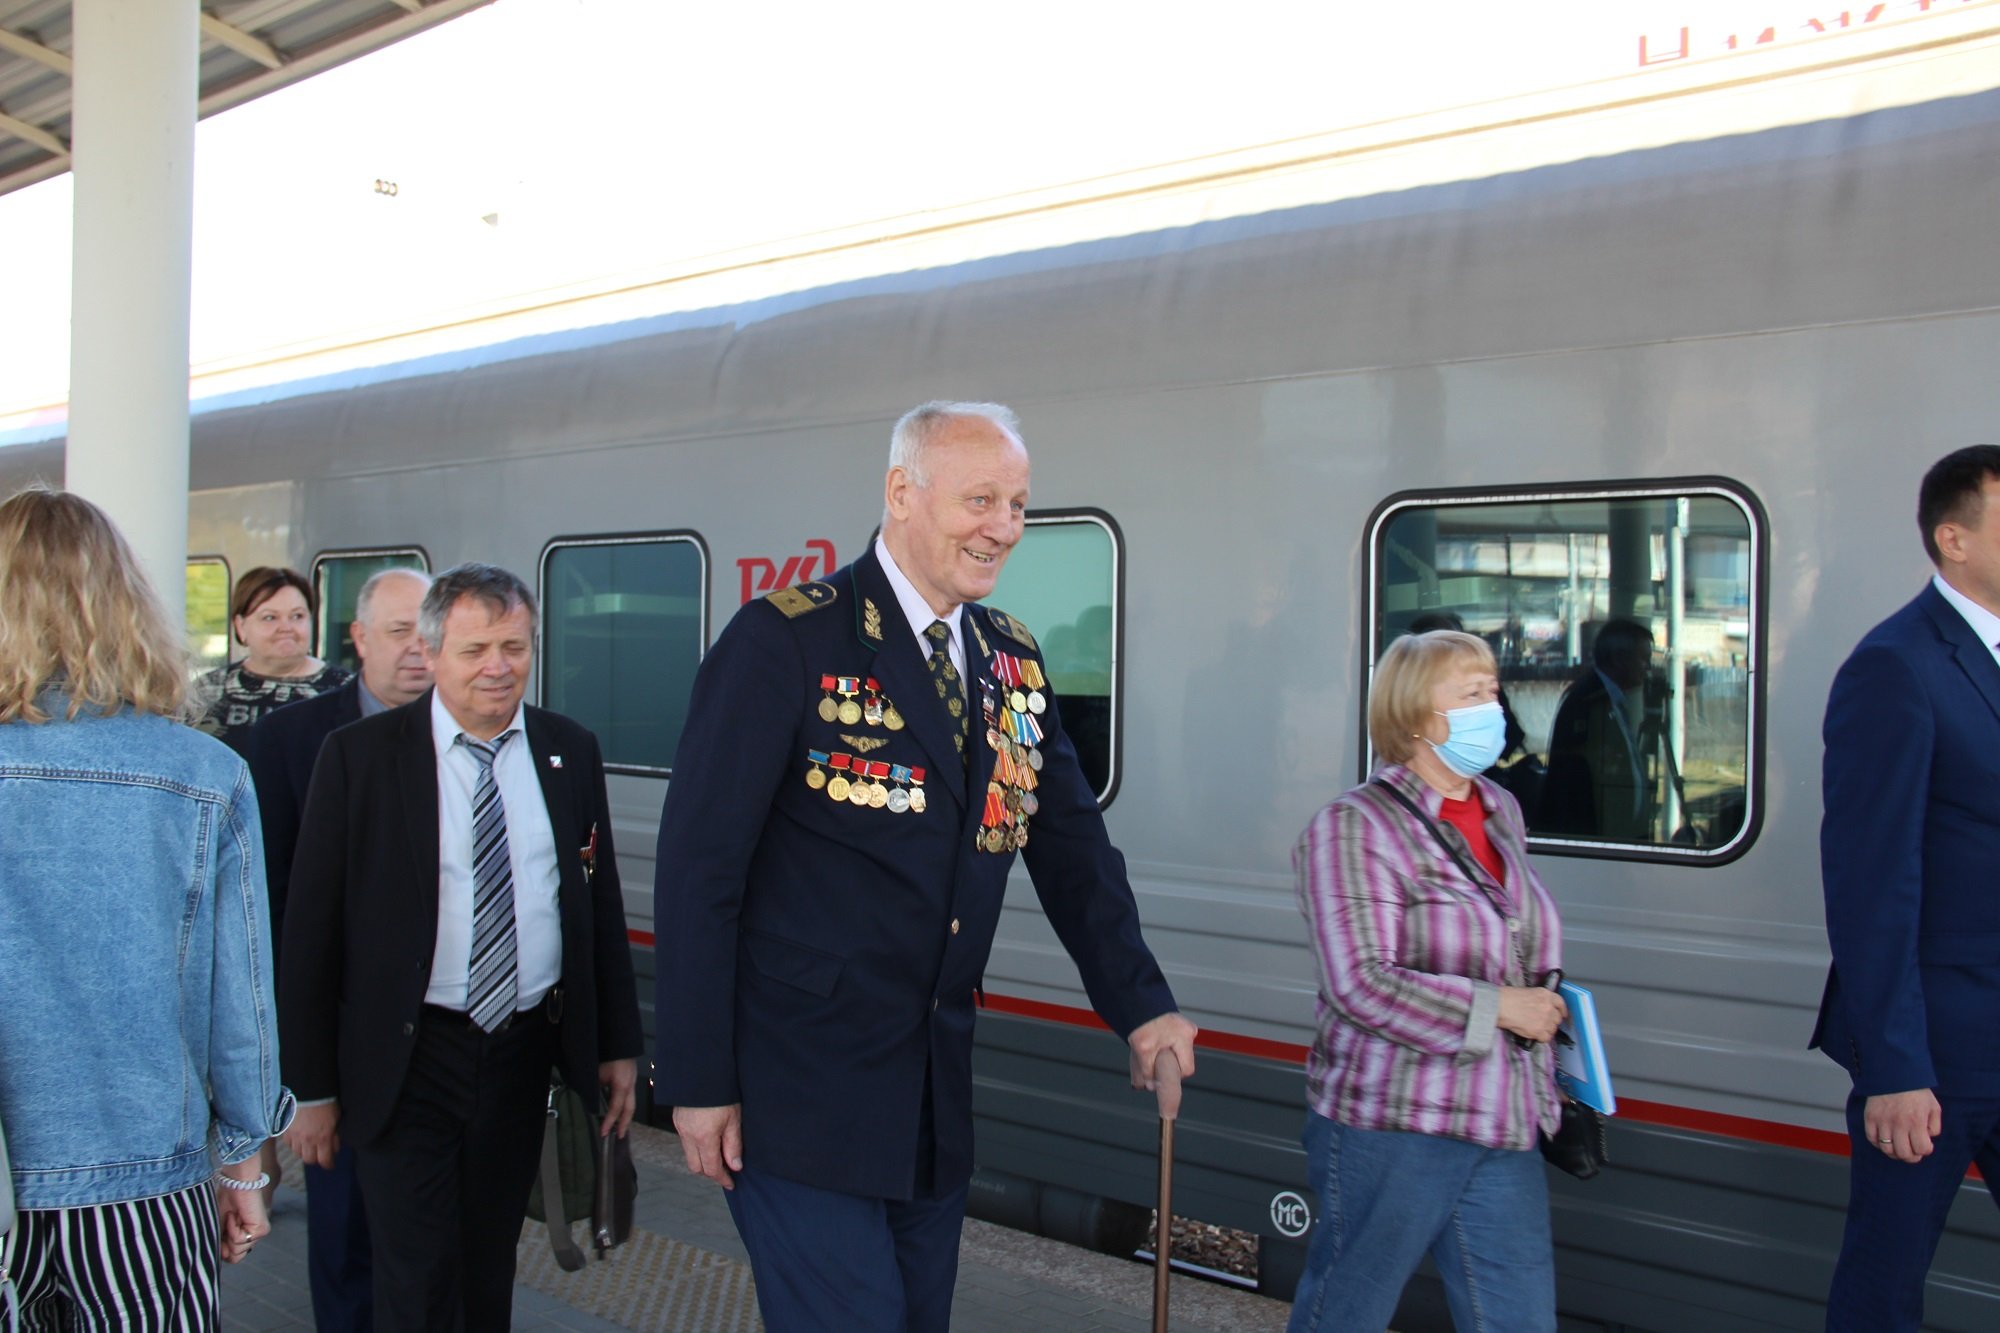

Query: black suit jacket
[244,681,363,953]
[654,547,1176,1200]
[279,692,643,1146]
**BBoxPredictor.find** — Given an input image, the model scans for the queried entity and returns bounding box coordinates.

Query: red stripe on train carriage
[620,937,1980,1181]
[973,990,1985,1178]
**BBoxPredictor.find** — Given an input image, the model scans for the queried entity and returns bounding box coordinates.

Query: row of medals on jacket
[799,656,1051,846]
[807,676,930,813]
[979,651,1048,854]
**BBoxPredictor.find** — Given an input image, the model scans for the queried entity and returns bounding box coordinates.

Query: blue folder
[1554,980,1616,1115]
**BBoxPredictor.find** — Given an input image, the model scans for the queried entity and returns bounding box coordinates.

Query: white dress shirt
[426,691,562,1013]
[876,536,965,678]
[1932,573,2000,672]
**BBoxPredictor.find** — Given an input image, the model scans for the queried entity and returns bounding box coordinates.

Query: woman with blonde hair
[1288,629,1568,1332]
[0,486,294,1328]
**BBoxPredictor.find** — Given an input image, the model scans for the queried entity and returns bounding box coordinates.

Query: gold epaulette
[984,607,1038,652]
[765,582,838,618]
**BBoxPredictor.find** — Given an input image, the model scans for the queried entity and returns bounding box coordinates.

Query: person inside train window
[0,486,296,1320]
[1405,610,1539,806]
[1290,629,1566,1333]
[1534,617,1660,841]
[653,400,1195,1333]
[194,565,350,755]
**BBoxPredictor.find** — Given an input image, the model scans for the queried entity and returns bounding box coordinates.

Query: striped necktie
[926,619,968,765]
[460,730,519,1032]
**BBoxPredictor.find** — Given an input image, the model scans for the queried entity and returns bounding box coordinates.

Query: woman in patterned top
[194,567,349,756]
[1288,630,1568,1333]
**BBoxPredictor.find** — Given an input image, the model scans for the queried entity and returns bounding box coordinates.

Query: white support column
[65,0,199,608]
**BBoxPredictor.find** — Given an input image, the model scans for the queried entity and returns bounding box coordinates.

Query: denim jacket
[0,701,296,1208]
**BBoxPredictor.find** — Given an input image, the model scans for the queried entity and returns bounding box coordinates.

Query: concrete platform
[221,1125,1294,1331]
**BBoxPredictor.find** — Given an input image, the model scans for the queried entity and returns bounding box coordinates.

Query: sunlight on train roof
[2,0,1999,433]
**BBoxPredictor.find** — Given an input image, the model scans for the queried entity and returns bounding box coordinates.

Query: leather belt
[422,987,559,1033]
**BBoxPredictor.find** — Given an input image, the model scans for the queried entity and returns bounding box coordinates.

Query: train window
[186,557,231,678]
[1369,483,1762,862]
[311,548,430,674]
[539,533,708,776]
[991,511,1121,805]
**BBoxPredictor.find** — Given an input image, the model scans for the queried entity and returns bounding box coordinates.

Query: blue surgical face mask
[1428,700,1506,778]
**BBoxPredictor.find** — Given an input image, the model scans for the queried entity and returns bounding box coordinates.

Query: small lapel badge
[549,755,564,769]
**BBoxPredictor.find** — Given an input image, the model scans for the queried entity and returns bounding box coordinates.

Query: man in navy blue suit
[654,401,1197,1332]
[246,566,430,1331]
[1813,445,2000,1331]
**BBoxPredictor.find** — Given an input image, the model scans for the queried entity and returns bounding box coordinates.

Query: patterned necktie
[925,620,968,765]
[461,730,519,1032]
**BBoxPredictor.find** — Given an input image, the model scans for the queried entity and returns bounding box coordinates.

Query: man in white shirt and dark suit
[280,563,642,1331]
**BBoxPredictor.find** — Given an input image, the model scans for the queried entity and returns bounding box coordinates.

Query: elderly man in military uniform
[654,400,1196,1332]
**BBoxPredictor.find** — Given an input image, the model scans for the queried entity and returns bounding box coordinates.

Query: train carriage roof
[2,8,1999,466]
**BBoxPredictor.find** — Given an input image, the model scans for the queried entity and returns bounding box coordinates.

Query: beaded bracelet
[214,1171,271,1192]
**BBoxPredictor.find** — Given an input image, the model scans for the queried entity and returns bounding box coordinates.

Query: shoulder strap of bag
[537,1083,587,1273]
[1369,777,1505,903]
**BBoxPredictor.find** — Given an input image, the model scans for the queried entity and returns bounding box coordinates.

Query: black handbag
[1370,779,1607,1180]
[526,1075,637,1270]
[1540,1098,1607,1180]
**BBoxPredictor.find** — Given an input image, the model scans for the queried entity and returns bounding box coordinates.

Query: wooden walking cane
[1151,1047,1185,1333]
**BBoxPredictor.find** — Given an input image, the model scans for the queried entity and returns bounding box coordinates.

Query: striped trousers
[2,1182,220,1330]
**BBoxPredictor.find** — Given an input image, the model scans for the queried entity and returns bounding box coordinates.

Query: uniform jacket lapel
[851,550,969,814]
[1920,582,2000,728]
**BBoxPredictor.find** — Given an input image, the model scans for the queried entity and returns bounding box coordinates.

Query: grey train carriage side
[8,82,2000,1332]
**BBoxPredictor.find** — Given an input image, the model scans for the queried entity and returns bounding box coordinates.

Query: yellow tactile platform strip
[515,1224,761,1332]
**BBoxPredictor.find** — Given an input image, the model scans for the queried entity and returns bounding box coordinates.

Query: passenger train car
[6,21,2000,1330]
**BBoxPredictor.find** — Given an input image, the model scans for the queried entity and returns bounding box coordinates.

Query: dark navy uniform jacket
[1813,582,2000,1099]
[654,545,1176,1200]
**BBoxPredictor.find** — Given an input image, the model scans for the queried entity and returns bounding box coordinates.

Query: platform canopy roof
[0,0,491,200]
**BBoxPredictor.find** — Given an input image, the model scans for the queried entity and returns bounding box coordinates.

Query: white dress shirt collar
[430,690,528,753]
[875,535,964,675]
[1932,573,2000,672]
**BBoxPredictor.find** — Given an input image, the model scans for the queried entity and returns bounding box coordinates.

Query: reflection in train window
[186,557,231,678]
[991,511,1121,805]
[1369,485,1761,860]
[311,548,430,674]
[539,534,708,776]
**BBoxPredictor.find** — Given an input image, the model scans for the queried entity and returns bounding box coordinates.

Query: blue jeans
[1287,1113,1555,1333]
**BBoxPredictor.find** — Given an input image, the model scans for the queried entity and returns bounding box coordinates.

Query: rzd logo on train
[738,540,836,604]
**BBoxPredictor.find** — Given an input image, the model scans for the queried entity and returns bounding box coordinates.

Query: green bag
[526,1076,595,1226]
[524,1071,636,1272]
